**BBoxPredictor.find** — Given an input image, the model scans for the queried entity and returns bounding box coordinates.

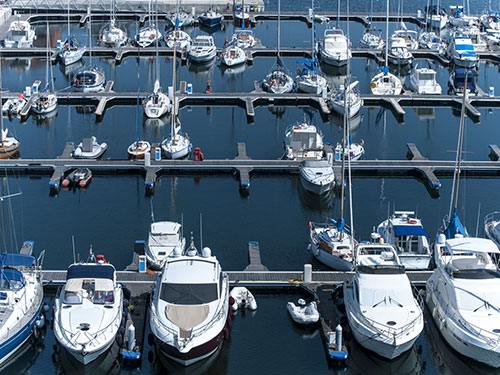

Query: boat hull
[320,51,349,67]
[310,244,353,271]
[300,173,333,195]
[199,16,223,27]
[60,49,85,66]
[62,338,114,365]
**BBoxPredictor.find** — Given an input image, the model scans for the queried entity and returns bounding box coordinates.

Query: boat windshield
[453,269,500,279]
[455,287,500,311]
[357,265,405,274]
[160,282,218,305]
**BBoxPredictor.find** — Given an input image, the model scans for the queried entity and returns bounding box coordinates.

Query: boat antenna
[199,213,203,250]
[71,235,76,263]
[150,199,155,222]
[181,212,184,239]
[448,73,468,219]
[475,202,481,237]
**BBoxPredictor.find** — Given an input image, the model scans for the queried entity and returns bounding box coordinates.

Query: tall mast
[155,0,159,82]
[67,0,70,36]
[171,42,177,142]
[0,55,4,139]
[346,0,355,248]
[311,0,314,58]
[385,0,389,68]
[46,22,49,89]
[88,0,92,65]
[277,0,281,64]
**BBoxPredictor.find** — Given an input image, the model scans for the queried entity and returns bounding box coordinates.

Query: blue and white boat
[0,253,44,366]
[448,36,478,68]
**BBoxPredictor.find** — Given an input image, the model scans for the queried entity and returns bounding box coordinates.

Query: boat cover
[0,253,35,267]
[0,268,25,289]
[67,264,115,280]
[393,225,427,237]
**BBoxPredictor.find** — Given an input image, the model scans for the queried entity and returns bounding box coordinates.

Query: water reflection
[53,342,121,375]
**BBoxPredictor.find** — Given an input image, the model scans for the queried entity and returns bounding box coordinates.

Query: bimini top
[446,237,500,254]
[393,225,427,237]
[0,253,35,268]
[66,263,115,280]
[151,221,181,235]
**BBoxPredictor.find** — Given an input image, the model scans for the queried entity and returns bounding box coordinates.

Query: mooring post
[304,264,312,283]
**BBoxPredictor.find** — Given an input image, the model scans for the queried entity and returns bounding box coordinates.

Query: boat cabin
[63,264,116,305]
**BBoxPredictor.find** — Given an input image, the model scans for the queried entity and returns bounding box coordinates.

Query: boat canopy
[66,264,115,280]
[0,253,35,267]
[0,268,25,290]
[446,238,500,254]
[393,225,427,237]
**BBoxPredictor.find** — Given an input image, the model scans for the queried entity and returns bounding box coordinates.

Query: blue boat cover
[0,253,35,267]
[67,264,115,280]
[444,208,469,239]
[393,225,427,237]
[456,44,475,51]
[0,268,25,289]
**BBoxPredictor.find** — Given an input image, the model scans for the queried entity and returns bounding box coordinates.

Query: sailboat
[73,3,106,93]
[309,83,357,270]
[230,1,257,50]
[0,58,20,158]
[360,0,384,49]
[32,22,58,115]
[135,0,162,48]
[128,61,151,159]
[370,0,403,95]
[143,7,171,119]
[99,0,128,47]
[58,0,85,65]
[296,0,327,94]
[161,43,191,159]
[165,1,192,49]
[426,78,500,368]
[262,0,293,93]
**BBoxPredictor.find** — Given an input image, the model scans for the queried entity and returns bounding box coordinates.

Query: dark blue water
[1,3,500,373]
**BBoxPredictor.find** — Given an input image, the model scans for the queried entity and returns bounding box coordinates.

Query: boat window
[357,265,405,274]
[453,269,500,279]
[396,236,422,254]
[93,290,115,305]
[63,291,82,304]
[419,73,435,81]
[160,283,218,305]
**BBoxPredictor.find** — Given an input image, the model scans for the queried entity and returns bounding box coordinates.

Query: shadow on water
[298,179,335,211]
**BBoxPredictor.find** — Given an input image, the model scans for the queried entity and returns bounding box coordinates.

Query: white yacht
[319,29,351,67]
[188,36,217,63]
[481,12,500,31]
[387,37,414,65]
[427,235,500,368]
[284,122,324,160]
[0,253,44,366]
[407,68,442,94]
[99,19,127,47]
[344,243,424,359]
[3,20,36,48]
[360,28,384,49]
[53,261,123,365]
[393,28,419,50]
[484,212,500,248]
[220,45,246,67]
[448,5,477,28]
[135,24,162,48]
[149,237,231,366]
[143,80,171,118]
[145,221,186,269]
[73,137,108,159]
[58,37,85,66]
[168,10,194,28]
[448,36,478,68]
[418,32,446,55]
[230,30,257,49]
[165,29,191,49]
[296,67,327,94]
[72,68,106,92]
[376,211,431,270]
[299,160,335,195]
[127,140,151,159]
[309,220,355,271]
[330,81,362,119]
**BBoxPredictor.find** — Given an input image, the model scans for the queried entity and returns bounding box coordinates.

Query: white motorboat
[230,287,257,311]
[198,8,223,28]
[418,31,446,54]
[53,260,123,365]
[308,220,355,271]
[0,253,44,366]
[188,35,217,63]
[230,29,257,49]
[360,29,384,49]
[344,243,424,359]
[127,140,151,159]
[2,96,27,117]
[165,29,191,49]
[330,81,362,119]
[31,93,58,114]
[299,159,335,195]
[387,37,414,65]
[3,19,36,48]
[407,67,442,94]
[393,28,419,50]
[99,19,128,47]
[284,122,324,161]
[73,136,108,159]
[319,29,351,67]
[484,211,500,248]
[135,25,162,48]
[143,79,171,119]
[168,10,194,28]
[426,235,500,368]
[72,68,106,92]
[448,36,478,68]
[149,237,231,366]
[220,45,246,67]
[334,140,364,161]
[376,211,431,270]
[287,299,320,325]
[145,221,186,269]
[262,68,294,94]
[481,12,500,31]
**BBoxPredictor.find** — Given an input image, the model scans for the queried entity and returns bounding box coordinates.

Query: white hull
[300,174,332,195]
[310,244,353,271]
[65,338,114,365]
[296,75,327,94]
[189,50,217,63]
[320,51,349,67]
[61,49,85,66]
[330,99,362,118]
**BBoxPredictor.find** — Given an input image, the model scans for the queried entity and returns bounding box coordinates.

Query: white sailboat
[370,0,403,95]
[32,23,57,115]
[135,0,162,48]
[0,69,20,156]
[220,45,246,67]
[360,0,384,49]
[129,61,151,159]
[161,42,191,159]
[58,0,85,65]
[344,242,424,359]
[53,257,123,365]
[262,0,294,94]
[330,81,362,119]
[99,0,128,47]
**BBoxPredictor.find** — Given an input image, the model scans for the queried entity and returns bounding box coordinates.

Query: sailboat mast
[67,0,70,36]
[0,55,4,140]
[346,0,355,248]
[336,0,340,28]
[46,22,49,89]
[171,42,177,141]
[385,0,389,68]
[88,0,92,65]
[277,0,281,63]
[155,0,159,82]
[311,0,314,58]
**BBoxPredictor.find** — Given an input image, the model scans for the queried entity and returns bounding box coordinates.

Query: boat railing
[362,302,423,339]
[56,289,123,349]
[445,305,500,345]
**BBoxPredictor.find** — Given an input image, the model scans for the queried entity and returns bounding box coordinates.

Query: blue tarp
[0,253,35,267]
[444,208,469,239]
[67,264,115,280]
[393,225,427,237]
